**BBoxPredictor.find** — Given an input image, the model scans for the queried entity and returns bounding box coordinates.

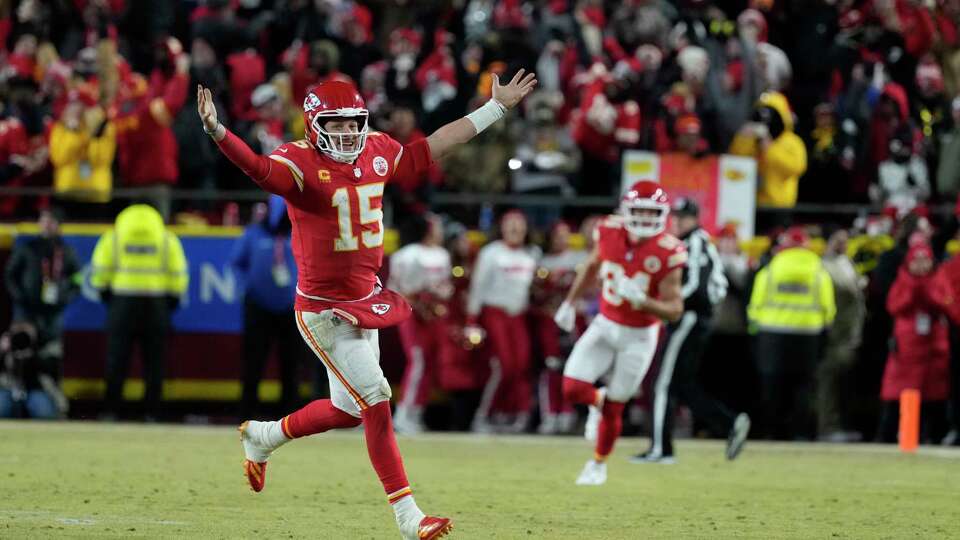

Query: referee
[632,199,750,463]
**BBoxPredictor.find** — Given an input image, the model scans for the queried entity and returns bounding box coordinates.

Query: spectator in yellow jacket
[729,91,807,208]
[49,95,115,204]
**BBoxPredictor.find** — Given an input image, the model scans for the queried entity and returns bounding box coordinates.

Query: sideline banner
[621,151,757,239]
[16,233,249,334]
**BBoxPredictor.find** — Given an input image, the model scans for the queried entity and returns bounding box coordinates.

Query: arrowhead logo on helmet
[302,81,369,164]
[620,180,670,238]
[371,304,391,315]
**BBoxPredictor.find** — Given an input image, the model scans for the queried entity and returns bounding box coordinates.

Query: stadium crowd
[2,0,960,445]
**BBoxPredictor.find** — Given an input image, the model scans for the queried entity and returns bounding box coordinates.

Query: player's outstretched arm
[425,69,537,160]
[554,246,601,332]
[640,267,684,323]
[198,85,298,197]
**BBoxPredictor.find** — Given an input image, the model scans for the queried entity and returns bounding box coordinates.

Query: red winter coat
[570,77,641,163]
[881,266,954,401]
[226,50,266,122]
[115,70,188,186]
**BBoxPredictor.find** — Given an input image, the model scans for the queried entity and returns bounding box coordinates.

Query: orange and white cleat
[243,459,268,493]
[238,421,275,493]
[413,516,453,539]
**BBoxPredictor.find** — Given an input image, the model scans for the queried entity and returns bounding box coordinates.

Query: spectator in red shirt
[226,48,266,122]
[570,63,641,196]
[114,37,189,218]
[878,237,954,443]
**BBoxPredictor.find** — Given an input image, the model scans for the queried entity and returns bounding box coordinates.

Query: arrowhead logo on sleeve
[371,304,391,315]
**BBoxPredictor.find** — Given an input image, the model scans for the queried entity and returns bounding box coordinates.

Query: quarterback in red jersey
[553,180,686,486]
[198,70,536,539]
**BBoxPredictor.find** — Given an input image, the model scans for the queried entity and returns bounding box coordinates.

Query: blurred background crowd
[2,0,960,446]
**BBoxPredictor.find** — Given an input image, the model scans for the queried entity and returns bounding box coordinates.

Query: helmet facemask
[309,108,369,163]
[621,200,668,238]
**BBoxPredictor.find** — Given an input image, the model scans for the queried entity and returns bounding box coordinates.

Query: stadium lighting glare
[508,158,522,170]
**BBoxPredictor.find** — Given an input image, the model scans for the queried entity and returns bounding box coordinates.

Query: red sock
[281,399,361,439]
[361,401,412,502]
[595,400,625,461]
[562,377,598,406]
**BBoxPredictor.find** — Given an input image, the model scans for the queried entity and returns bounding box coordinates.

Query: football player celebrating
[554,181,687,486]
[198,70,536,539]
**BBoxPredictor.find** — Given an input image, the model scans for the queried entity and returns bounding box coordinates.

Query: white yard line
[0,509,189,526]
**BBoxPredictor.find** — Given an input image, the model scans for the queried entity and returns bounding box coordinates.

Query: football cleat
[243,459,268,493]
[725,412,751,461]
[629,451,676,465]
[575,460,607,486]
[400,516,453,540]
[239,421,276,492]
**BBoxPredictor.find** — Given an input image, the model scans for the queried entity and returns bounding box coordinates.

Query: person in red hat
[656,112,709,155]
[199,66,536,538]
[878,238,954,443]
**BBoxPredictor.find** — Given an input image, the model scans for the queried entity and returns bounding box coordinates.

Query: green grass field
[1,421,958,539]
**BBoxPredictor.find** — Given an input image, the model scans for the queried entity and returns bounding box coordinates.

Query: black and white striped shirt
[680,227,728,316]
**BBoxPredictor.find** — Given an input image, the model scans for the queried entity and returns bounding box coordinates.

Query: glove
[617,277,647,306]
[554,300,576,333]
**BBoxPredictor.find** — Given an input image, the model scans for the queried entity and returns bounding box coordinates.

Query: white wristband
[205,123,226,141]
[466,99,507,134]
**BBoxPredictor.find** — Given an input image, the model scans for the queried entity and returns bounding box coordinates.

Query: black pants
[649,312,737,456]
[104,296,170,418]
[241,300,307,418]
[753,331,821,440]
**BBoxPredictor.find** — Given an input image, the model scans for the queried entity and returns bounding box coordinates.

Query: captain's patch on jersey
[372,303,391,315]
[373,156,389,176]
[644,255,662,273]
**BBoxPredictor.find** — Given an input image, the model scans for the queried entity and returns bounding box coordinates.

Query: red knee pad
[562,377,598,406]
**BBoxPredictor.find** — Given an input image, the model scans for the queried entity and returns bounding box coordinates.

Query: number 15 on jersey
[332,183,385,252]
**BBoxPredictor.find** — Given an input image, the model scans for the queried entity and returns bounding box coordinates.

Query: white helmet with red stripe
[302,81,369,163]
[620,180,670,237]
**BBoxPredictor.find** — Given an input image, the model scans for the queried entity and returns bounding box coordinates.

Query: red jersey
[595,216,687,328]
[267,132,408,307]
[216,127,433,318]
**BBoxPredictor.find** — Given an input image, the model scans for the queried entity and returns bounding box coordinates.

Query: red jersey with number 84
[266,132,420,311]
[595,215,687,328]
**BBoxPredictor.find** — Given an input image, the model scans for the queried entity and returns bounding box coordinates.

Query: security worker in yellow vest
[748,227,836,441]
[90,204,188,419]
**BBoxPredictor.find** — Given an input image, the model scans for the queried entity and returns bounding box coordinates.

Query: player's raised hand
[492,69,538,110]
[197,84,220,134]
